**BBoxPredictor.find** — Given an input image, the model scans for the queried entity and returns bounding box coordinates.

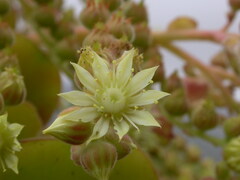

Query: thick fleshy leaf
[129,90,169,106]
[71,63,98,93]
[92,52,110,86]
[126,66,158,96]
[60,107,99,123]
[113,120,130,140]
[0,140,158,180]
[87,117,110,143]
[58,91,94,106]
[116,49,135,87]
[125,110,160,127]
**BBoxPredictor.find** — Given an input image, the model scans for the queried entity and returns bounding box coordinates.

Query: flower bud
[172,136,186,150]
[215,162,230,180]
[191,100,218,130]
[186,145,200,162]
[106,14,135,42]
[229,0,240,11]
[43,107,93,145]
[152,116,174,140]
[133,23,152,50]
[33,7,57,29]
[0,0,10,16]
[211,51,229,69]
[0,24,14,49]
[0,67,26,105]
[224,116,240,138]
[80,1,110,29]
[124,2,148,24]
[105,130,136,159]
[102,0,122,11]
[71,140,118,180]
[164,71,181,93]
[168,16,197,31]
[164,89,188,116]
[51,22,73,40]
[0,94,4,115]
[55,41,78,62]
[224,136,240,172]
[74,26,89,45]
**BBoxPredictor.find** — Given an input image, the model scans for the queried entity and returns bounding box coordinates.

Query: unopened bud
[105,130,136,159]
[211,51,229,69]
[172,136,186,150]
[0,67,26,105]
[0,24,14,49]
[33,7,57,29]
[0,94,4,115]
[164,89,188,116]
[133,23,152,50]
[191,100,218,130]
[74,26,89,45]
[224,136,240,172]
[106,14,135,42]
[186,145,200,162]
[0,0,10,16]
[55,41,78,62]
[80,1,110,29]
[71,140,118,180]
[43,107,93,145]
[224,116,240,138]
[164,71,181,93]
[215,162,230,180]
[102,0,122,11]
[168,16,197,31]
[124,2,148,24]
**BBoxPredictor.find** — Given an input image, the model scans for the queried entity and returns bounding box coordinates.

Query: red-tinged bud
[152,116,174,140]
[33,7,57,29]
[0,67,26,105]
[0,0,10,16]
[71,140,118,180]
[34,0,53,5]
[164,89,188,116]
[224,137,240,172]
[215,162,230,180]
[0,24,14,49]
[191,100,218,130]
[224,116,240,138]
[80,1,110,29]
[143,47,165,82]
[182,77,209,107]
[168,16,197,31]
[43,107,93,145]
[0,94,4,115]
[229,0,240,11]
[74,26,89,45]
[124,2,148,24]
[211,51,229,69]
[133,23,151,50]
[106,14,135,42]
[164,71,181,93]
[102,0,122,11]
[105,130,136,159]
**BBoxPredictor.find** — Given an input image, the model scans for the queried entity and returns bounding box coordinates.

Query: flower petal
[113,120,130,140]
[125,110,160,127]
[126,66,158,96]
[5,153,19,174]
[92,52,110,86]
[9,124,24,137]
[129,90,169,107]
[71,62,99,93]
[59,91,94,106]
[87,117,110,144]
[116,49,135,87]
[61,107,99,123]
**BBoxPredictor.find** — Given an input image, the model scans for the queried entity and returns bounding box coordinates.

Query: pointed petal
[113,120,130,140]
[59,91,94,106]
[125,110,160,127]
[92,52,110,86]
[9,124,24,137]
[116,49,135,87]
[71,62,99,93]
[123,114,139,131]
[87,117,110,143]
[5,154,19,174]
[60,107,99,123]
[126,66,158,96]
[129,90,169,107]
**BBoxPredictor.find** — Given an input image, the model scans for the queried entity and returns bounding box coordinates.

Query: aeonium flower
[0,113,23,174]
[44,48,169,144]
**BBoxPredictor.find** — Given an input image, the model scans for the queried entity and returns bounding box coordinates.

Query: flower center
[101,88,126,114]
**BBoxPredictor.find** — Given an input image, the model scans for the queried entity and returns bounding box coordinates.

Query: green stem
[162,43,240,113]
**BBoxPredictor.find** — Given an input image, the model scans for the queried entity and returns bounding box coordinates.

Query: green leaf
[6,102,42,139]
[0,140,158,180]
[12,35,61,123]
